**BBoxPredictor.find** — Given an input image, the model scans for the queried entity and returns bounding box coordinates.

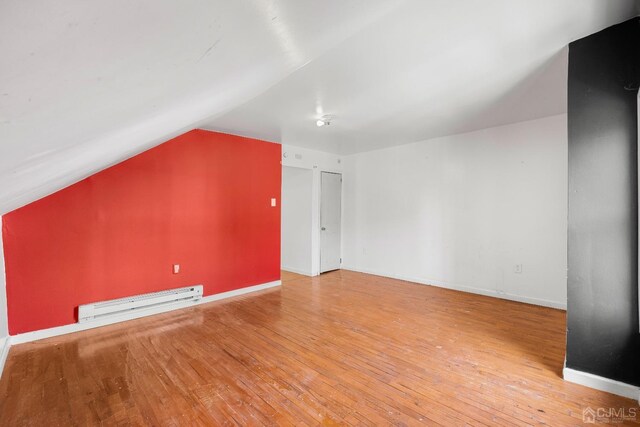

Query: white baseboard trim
[342,266,566,310]
[281,266,313,276]
[199,280,281,304]
[9,280,281,346]
[564,367,640,401]
[0,336,10,379]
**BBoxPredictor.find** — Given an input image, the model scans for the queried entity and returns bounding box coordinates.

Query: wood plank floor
[0,270,638,426]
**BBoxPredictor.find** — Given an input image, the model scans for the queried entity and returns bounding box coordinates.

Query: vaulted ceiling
[1,0,638,214]
[204,1,639,154]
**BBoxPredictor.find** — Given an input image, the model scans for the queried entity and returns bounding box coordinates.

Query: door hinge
[340,258,342,264]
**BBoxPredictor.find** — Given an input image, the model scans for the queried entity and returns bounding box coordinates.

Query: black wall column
[567,17,640,386]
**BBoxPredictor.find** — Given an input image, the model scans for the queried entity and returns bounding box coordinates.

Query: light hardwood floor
[0,270,637,425]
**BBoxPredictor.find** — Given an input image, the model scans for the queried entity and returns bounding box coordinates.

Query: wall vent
[78,285,203,323]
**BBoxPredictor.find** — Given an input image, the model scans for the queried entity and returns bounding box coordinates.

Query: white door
[320,172,342,273]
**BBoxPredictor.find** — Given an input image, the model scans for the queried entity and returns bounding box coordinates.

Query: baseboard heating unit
[78,285,203,323]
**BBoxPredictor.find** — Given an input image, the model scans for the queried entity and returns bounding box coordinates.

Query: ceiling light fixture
[316,115,333,127]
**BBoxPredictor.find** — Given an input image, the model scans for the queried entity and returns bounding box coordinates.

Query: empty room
[1,1,640,425]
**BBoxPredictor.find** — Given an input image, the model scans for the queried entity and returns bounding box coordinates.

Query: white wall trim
[342,266,566,310]
[564,366,640,402]
[9,280,281,346]
[281,266,312,277]
[199,280,281,304]
[0,336,10,380]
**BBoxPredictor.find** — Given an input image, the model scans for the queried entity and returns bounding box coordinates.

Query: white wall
[342,114,568,309]
[281,145,343,276]
[281,167,313,275]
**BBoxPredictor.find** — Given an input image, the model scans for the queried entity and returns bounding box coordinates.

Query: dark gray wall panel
[567,17,640,385]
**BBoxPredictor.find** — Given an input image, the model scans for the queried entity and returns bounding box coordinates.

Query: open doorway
[281,146,344,277]
[320,172,342,273]
[281,166,313,276]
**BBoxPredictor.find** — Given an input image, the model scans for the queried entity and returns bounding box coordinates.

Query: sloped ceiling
[204,0,638,154]
[0,0,401,215]
[0,0,638,215]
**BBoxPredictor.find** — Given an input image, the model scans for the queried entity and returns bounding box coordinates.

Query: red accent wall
[2,130,281,335]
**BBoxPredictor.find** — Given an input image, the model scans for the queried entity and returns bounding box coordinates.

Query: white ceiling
[0,0,400,214]
[204,0,638,154]
[0,1,638,214]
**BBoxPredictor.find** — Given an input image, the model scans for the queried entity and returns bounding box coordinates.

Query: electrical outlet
[271,198,277,207]
[515,264,522,274]
[173,264,180,274]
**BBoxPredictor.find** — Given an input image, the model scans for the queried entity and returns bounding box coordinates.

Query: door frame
[280,152,343,276]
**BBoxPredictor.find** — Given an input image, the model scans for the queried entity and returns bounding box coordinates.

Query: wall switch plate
[173,264,180,274]
[271,198,277,207]
[515,264,522,274]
